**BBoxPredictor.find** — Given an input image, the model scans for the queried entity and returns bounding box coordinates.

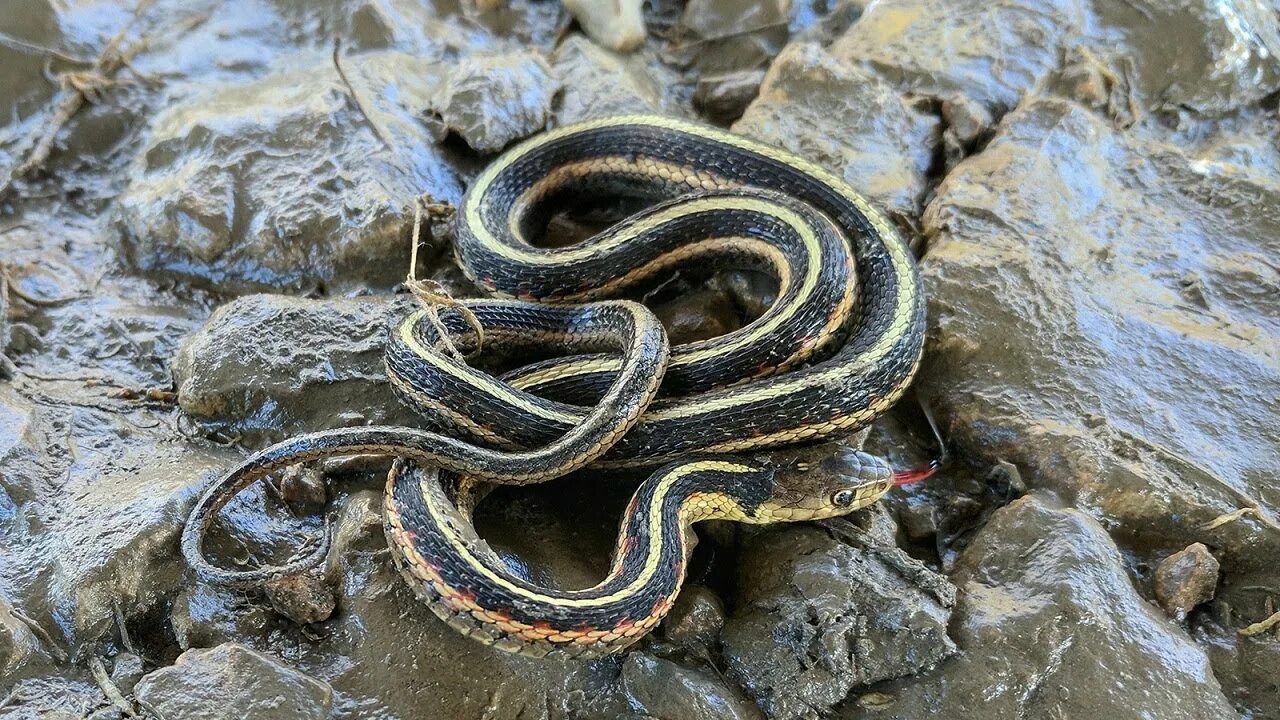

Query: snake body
[182,115,926,658]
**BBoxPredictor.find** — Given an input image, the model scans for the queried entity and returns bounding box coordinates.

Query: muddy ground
[0,0,1278,718]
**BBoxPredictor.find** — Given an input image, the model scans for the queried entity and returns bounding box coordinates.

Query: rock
[622,653,763,720]
[0,677,107,719]
[116,51,461,293]
[109,652,145,696]
[0,378,236,648]
[263,573,336,626]
[675,0,791,76]
[734,42,940,218]
[173,294,420,444]
[694,69,766,124]
[1198,627,1280,720]
[654,286,742,345]
[1154,543,1220,620]
[270,543,633,718]
[170,584,273,651]
[428,51,557,152]
[135,643,333,720]
[0,2,60,120]
[833,0,1280,119]
[564,0,646,53]
[660,584,726,654]
[841,494,1238,719]
[722,524,955,719]
[0,597,54,685]
[918,96,1280,571]
[551,35,676,125]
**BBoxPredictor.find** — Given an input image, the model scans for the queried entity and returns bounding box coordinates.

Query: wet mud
[1,0,1278,718]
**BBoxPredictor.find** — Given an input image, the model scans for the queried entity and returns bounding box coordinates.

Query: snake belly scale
[182,114,927,659]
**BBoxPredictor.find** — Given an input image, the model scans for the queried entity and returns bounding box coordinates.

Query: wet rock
[0,3,60,120]
[734,42,940,218]
[660,584,726,654]
[116,51,460,293]
[564,0,646,52]
[1155,543,1220,620]
[694,69,766,124]
[0,677,107,719]
[134,643,333,720]
[551,35,676,125]
[622,653,763,720]
[842,494,1237,718]
[109,652,145,696]
[0,377,235,648]
[0,597,54,684]
[675,0,791,76]
[722,523,955,719]
[654,286,742,345]
[428,50,557,152]
[833,0,1280,119]
[918,96,1280,568]
[278,543,633,718]
[1198,628,1280,720]
[264,572,336,626]
[173,294,419,443]
[170,584,272,651]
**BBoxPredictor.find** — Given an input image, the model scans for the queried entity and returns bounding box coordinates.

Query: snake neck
[384,459,772,657]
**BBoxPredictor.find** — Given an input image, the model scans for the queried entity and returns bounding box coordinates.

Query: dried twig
[1202,506,1261,531]
[0,31,93,65]
[89,655,137,717]
[3,0,157,195]
[1239,610,1280,637]
[331,37,393,153]
[404,197,479,362]
[7,606,67,662]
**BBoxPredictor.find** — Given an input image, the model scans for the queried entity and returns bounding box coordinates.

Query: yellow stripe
[461,114,918,427]
[394,309,580,424]
[419,460,754,608]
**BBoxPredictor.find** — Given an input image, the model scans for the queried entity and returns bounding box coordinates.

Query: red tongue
[892,459,941,486]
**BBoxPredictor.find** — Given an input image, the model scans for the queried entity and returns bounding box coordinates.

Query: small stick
[1239,609,1280,637]
[8,605,67,662]
[331,37,393,153]
[89,655,137,717]
[4,0,157,192]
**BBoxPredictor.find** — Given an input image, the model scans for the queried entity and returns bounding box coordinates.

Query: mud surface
[1,1,1278,719]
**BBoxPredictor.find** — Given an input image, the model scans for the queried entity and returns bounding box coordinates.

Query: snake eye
[831,489,856,507]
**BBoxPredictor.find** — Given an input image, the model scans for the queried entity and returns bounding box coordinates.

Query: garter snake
[183,115,927,659]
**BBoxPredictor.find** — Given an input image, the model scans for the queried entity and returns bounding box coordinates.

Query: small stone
[110,652,146,695]
[660,584,726,652]
[551,35,672,124]
[941,94,993,146]
[429,51,557,152]
[714,270,776,321]
[694,69,766,124]
[622,653,763,720]
[279,465,328,514]
[1155,543,1220,620]
[264,573,337,626]
[654,286,741,345]
[135,643,333,720]
[563,0,646,52]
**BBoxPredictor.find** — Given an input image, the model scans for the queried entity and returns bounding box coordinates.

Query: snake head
[757,447,894,522]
